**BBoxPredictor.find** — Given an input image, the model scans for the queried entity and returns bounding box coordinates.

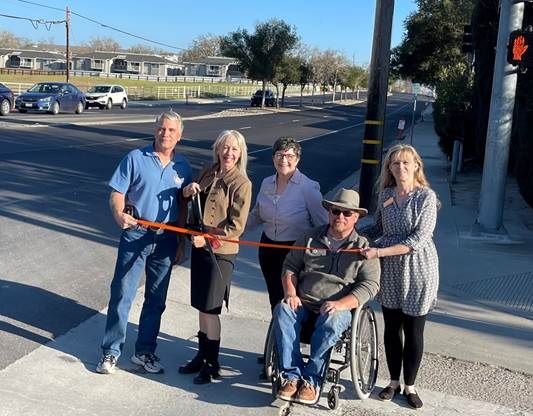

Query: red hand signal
[513,35,529,61]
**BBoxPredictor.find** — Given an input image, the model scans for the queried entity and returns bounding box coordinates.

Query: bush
[433,62,474,159]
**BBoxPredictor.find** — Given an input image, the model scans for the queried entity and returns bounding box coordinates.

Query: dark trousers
[258,233,294,312]
[382,306,427,385]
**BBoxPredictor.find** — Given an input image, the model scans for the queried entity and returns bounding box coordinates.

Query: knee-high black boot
[179,331,206,374]
[193,338,221,384]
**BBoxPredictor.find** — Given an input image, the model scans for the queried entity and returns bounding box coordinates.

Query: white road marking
[248,103,412,155]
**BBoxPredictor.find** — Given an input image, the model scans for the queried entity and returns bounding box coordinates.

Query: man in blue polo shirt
[96,110,192,375]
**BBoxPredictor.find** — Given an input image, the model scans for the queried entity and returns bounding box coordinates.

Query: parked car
[15,82,86,115]
[0,83,15,116]
[85,85,128,110]
[250,89,275,107]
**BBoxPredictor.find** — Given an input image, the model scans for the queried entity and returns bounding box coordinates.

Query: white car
[85,85,128,110]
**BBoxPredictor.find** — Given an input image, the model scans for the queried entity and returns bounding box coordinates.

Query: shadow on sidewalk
[49,314,279,409]
[0,278,98,353]
[429,303,533,348]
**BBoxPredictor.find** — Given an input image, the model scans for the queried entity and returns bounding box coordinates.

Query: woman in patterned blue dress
[361,144,439,409]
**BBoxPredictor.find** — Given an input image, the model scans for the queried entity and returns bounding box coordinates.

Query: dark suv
[250,89,275,107]
[0,83,14,116]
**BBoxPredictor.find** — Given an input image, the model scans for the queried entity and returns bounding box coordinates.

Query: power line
[0,12,64,30]
[14,0,64,12]
[12,0,185,51]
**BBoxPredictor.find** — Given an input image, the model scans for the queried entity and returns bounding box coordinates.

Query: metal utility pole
[359,0,395,212]
[477,0,524,232]
[409,95,417,144]
[65,6,71,83]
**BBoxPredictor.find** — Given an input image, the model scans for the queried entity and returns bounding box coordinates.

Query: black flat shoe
[378,385,401,401]
[404,391,423,409]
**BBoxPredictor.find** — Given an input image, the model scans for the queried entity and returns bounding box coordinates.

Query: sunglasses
[329,208,355,217]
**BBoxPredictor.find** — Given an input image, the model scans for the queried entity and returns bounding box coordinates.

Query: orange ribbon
[136,219,363,254]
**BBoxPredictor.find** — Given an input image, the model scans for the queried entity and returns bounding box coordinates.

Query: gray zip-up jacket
[282,225,380,312]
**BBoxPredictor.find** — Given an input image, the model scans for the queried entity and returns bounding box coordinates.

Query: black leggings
[258,233,294,312]
[382,306,427,385]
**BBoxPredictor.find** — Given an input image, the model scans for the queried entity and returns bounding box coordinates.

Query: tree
[180,34,221,62]
[323,50,349,102]
[127,44,164,54]
[307,50,347,103]
[308,49,325,103]
[339,65,368,100]
[298,60,313,107]
[81,36,121,51]
[221,19,298,108]
[272,56,301,106]
[391,0,475,85]
[392,0,475,158]
[0,31,30,48]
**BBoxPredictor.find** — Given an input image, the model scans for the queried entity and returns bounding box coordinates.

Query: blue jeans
[273,302,351,386]
[101,227,177,358]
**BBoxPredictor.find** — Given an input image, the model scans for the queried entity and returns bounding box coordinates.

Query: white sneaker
[131,353,164,373]
[96,353,117,374]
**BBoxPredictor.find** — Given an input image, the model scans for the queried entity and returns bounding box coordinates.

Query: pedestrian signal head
[507,30,533,67]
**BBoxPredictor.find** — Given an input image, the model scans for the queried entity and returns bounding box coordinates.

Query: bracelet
[376,248,381,258]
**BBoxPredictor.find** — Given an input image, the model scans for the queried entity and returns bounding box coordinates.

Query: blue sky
[0,0,417,65]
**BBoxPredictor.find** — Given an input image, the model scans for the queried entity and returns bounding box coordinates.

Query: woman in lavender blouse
[247,137,328,312]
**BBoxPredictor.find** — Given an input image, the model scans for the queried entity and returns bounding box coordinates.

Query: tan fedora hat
[322,188,368,217]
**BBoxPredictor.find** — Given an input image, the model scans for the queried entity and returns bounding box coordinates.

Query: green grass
[0,73,252,89]
[0,73,266,100]
[0,73,306,100]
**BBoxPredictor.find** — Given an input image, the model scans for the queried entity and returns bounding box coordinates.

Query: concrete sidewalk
[1,109,532,415]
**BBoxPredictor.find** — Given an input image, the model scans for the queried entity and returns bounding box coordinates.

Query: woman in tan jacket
[179,130,252,384]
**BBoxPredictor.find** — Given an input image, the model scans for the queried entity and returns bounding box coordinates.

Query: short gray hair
[156,110,183,134]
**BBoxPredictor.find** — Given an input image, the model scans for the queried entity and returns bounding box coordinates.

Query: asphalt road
[0,93,425,370]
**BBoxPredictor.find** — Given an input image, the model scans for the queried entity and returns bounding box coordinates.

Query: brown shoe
[296,381,318,404]
[278,378,299,401]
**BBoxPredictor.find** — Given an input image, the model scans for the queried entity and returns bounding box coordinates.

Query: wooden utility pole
[358,0,395,212]
[65,6,70,83]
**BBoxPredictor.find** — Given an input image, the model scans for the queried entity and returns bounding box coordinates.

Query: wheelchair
[263,304,378,410]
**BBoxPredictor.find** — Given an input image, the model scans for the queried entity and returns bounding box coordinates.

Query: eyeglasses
[330,208,355,217]
[274,153,297,161]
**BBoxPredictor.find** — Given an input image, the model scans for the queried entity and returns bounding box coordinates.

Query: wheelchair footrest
[326,368,340,384]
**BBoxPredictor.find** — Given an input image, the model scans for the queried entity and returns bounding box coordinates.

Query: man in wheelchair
[273,188,380,404]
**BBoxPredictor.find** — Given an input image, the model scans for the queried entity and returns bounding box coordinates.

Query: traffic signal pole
[358,0,395,212]
[477,0,524,232]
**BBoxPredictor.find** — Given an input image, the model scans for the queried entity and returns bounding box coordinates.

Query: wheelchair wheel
[270,343,281,400]
[350,305,378,399]
[327,386,340,410]
[263,319,276,381]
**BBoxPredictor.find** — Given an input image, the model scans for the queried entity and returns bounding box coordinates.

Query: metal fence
[69,70,254,84]
[3,81,305,101]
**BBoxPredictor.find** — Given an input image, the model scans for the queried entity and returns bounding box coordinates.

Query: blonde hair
[377,144,430,191]
[212,130,249,178]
